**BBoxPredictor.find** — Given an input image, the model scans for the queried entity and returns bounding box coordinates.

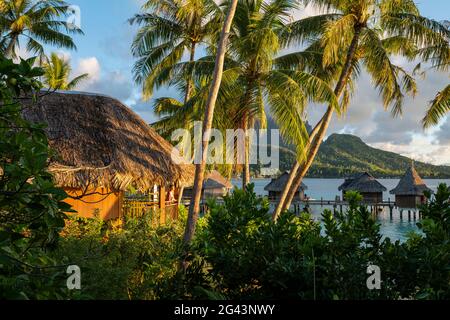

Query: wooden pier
[279,198,422,220]
[191,197,422,221]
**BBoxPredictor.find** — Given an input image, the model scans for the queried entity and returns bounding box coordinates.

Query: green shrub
[0,56,72,299]
[187,185,450,300]
[401,184,450,299]
[51,211,187,300]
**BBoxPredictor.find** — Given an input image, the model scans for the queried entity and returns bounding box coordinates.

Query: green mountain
[278,133,450,178]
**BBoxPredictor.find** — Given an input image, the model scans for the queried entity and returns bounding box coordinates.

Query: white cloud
[75,57,101,82]
[305,62,449,165]
[436,116,450,146]
[53,50,72,63]
[73,57,132,102]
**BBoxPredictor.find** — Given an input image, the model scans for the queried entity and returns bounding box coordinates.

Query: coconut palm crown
[0,0,83,59]
[130,0,223,102]
[42,52,88,90]
[149,0,340,168]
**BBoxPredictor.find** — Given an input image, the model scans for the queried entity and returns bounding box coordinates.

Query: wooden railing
[123,199,158,218]
[122,198,179,225]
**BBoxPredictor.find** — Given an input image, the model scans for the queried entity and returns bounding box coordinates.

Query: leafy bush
[51,210,187,300]
[400,184,450,299]
[42,184,449,301]
[185,185,450,300]
[0,56,72,299]
[194,186,321,299]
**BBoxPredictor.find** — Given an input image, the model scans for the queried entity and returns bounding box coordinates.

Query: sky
[39,0,450,165]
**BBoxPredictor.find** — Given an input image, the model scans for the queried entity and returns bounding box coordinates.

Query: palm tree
[42,52,88,90]
[183,0,239,246]
[220,0,342,188]
[130,0,222,103]
[273,0,450,219]
[422,85,450,128]
[150,0,340,189]
[420,27,450,128]
[0,0,82,59]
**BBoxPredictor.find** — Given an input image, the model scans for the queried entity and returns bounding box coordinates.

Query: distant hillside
[278,133,450,178]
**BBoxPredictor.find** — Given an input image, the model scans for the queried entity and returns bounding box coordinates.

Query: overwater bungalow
[390,164,432,208]
[22,91,194,221]
[339,172,387,203]
[183,170,233,200]
[264,171,308,201]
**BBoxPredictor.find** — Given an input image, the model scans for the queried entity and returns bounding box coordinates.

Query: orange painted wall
[64,188,123,220]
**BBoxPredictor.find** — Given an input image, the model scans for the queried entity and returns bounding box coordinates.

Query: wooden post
[178,186,184,205]
[175,186,184,220]
[400,210,403,220]
[389,206,393,220]
[118,191,124,220]
[160,186,166,225]
[408,210,411,221]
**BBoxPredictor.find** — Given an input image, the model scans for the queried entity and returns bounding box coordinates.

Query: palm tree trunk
[5,34,19,58]
[183,0,238,246]
[184,43,197,103]
[240,82,255,189]
[273,25,363,221]
[242,112,251,188]
[271,120,323,219]
[281,108,333,213]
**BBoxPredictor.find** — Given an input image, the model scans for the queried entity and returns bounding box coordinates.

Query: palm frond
[422,85,450,128]
[321,14,356,67]
[279,13,342,47]
[361,27,416,116]
[66,73,88,90]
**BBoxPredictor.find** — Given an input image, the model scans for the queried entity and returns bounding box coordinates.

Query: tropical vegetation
[1,0,449,302]
[0,0,82,59]
[42,52,88,90]
[272,0,450,219]
[0,55,72,299]
[129,0,222,103]
[423,84,450,128]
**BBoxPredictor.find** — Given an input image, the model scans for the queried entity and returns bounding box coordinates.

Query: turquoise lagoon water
[231,178,450,242]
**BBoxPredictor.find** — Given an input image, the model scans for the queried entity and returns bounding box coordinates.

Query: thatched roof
[390,165,432,196]
[22,91,194,191]
[203,170,233,190]
[339,172,386,193]
[264,171,308,192]
[185,170,233,190]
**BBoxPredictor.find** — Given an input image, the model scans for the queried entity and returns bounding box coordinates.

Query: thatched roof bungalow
[183,170,233,200]
[264,171,308,201]
[22,91,194,220]
[339,172,386,203]
[390,165,432,208]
